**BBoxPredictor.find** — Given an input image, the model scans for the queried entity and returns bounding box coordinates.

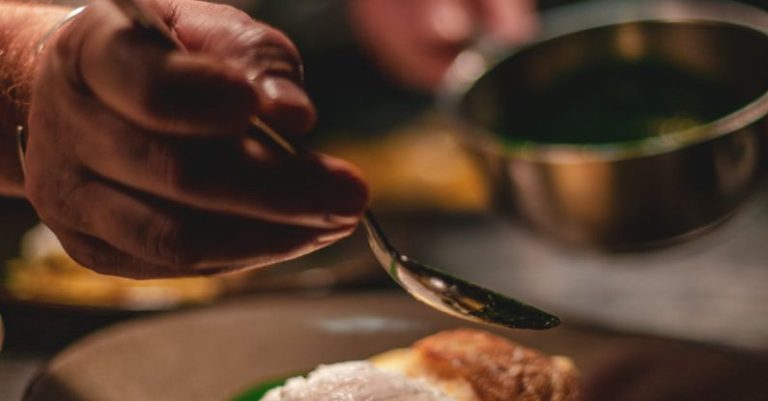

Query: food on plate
[261,329,578,401]
[262,361,455,401]
[3,224,223,309]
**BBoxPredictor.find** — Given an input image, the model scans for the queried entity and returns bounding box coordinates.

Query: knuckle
[48,7,82,57]
[211,3,252,24]
[256,25,298,53]
[51,25,78,64]
[50,8,96,90]
[235,26,302,77]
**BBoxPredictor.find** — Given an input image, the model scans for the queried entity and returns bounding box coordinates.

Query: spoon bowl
[362,211,560,329]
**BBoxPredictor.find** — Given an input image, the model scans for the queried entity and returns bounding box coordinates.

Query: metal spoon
[110,0,560,330]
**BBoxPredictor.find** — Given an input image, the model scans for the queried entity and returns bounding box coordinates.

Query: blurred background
[3,0,768,399]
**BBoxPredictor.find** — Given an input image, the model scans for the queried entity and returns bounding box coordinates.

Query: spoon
[110,0,560,330]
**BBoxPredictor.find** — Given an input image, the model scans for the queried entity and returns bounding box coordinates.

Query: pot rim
[438,0,768,163]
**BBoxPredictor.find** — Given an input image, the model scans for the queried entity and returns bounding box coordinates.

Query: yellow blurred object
[320,120,490,212]
[3,224,224,309]
[5,255,222,309]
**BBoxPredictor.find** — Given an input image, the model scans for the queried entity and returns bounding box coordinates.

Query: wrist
[0,3,70,197]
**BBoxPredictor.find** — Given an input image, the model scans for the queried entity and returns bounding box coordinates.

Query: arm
[0,2,69,197]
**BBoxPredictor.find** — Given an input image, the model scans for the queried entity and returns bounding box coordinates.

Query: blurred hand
[25,0,368,278]
[348,0,538,91]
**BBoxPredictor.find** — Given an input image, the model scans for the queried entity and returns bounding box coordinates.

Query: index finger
[57,0,257,136]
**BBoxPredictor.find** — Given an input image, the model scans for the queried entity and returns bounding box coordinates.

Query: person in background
[0,0,535,278]
[263,0,537,91]
[258,0,537,133]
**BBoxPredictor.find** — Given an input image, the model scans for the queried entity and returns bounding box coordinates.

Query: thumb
[169,0,317,136]
[240,25,316,136]
[251,72,317,136]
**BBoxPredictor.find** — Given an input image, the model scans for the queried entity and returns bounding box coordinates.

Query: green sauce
[499,60,752,144]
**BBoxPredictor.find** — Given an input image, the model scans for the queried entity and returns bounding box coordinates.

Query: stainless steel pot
[440,0,768,249]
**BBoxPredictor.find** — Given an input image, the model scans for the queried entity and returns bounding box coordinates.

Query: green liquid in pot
[501,60,753,144]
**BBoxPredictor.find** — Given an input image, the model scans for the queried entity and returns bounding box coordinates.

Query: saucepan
[440,0,768,249]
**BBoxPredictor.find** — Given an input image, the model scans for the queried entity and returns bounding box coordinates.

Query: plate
[25,292,768,401]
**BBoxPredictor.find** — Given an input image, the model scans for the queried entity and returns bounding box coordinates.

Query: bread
[263,328,579,401]
[371,329,579,401]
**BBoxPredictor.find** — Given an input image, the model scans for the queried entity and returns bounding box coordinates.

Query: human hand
[25,0,368,278]
[348,0,537,91]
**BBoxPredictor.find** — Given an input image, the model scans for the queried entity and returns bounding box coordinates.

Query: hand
[25,0,368,278]
[348,0,538,91]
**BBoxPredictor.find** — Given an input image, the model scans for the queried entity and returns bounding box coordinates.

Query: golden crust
[371,348,478,401]
[412,329,579,401]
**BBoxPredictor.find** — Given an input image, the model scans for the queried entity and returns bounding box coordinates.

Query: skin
[0,3,67,197]
[0,0,368,278]
[348,0,538,91]
[0,0,534,279]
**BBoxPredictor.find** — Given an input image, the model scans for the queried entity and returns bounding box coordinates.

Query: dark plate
[25,292,768,401]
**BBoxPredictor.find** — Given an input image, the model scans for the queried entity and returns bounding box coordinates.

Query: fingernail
[317,226,358,244]
[325,213,362,227]
[259,76,306,103]
[254,76,316,134]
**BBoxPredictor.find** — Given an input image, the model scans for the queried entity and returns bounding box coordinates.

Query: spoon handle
[109,0,377,223]
[108,0,561,331]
